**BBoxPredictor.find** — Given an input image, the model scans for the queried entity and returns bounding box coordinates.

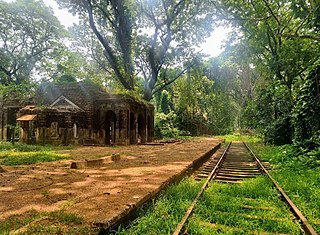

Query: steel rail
[172,142,232,235]
[243,142,317,235]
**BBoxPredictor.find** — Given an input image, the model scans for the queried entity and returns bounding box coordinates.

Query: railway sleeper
[217,172,260,178]
[219,168,261,172]
[218,169,261,174]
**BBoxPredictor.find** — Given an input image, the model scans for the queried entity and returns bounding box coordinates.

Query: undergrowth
[251,143,320,233]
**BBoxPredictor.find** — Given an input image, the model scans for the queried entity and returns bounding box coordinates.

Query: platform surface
[0,137,221,226]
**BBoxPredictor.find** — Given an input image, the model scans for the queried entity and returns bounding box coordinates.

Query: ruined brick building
[0,82,154,145]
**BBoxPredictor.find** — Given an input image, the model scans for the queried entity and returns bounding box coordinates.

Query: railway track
[173,141,317,235]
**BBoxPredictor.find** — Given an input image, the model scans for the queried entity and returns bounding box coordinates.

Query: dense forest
[1,0,319,152]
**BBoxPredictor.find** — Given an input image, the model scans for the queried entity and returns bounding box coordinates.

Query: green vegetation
[115,179,202,235]
[251,143,320,233]
[0,210,98,235]
[218,134,261,143]
[0,142,71,165]
[0,142,72,152]
[187,177,301,234]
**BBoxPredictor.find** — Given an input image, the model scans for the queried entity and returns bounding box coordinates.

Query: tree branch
[152,62,194,95]
[281,33,320,41]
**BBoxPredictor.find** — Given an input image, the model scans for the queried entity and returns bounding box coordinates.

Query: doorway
[105,110,116,145]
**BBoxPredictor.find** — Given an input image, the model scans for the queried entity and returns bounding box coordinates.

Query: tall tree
[216,0,320,99]
[0,0,65,85]
[137,0,213,100]
[57,0,214,100]
[57,0,137,91]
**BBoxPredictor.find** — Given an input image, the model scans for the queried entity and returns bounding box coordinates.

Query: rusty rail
[243,142,317,235]
[172,142,232,235]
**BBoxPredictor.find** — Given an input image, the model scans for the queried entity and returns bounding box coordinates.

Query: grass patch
[114,178,202,235]
[0,151,70,165]
[0,142,73,152]
[0,142,71,165]
[187,177,301,234]
[0,210,98,235]
[250,143,320,233]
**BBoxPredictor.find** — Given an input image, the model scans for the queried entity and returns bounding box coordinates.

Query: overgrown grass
[0,210,98,235]
[0,142,71,165]
[251,143,320,233]
[115,178,202,235]
[218,134,261,143]
[187,177,301,234]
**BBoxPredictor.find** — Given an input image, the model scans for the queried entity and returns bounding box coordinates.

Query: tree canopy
[0,0,65,85]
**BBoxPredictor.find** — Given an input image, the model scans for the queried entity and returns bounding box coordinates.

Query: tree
[137,0,213,100]
[57,0,214,100]
[57,0,137,92]
[292,63,320,145]
[0,0,65,85]
[213,0,320,144]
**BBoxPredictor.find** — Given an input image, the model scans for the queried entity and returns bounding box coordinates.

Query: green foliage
[0,82,35,99]
[253,143,320,169]
[218,0,320,148]
[159,90,171,114]
[154,111,181,139]
[292,64,320,145]
[244,81,293,145]
[0,0,65,85]
[58,0,216,100]
[173,64,236,136]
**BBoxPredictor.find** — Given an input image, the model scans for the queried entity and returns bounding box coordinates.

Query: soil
[0,137,221,227]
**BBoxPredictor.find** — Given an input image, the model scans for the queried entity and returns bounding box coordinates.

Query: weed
[41,190,50,198]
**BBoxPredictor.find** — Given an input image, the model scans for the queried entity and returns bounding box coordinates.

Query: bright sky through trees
[44,0,229,58]
[3,0,230,57]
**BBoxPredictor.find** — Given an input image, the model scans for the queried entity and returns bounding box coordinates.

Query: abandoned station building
[0,82,154,145]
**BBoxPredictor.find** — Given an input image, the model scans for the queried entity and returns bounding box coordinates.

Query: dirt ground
[0,137,221,228]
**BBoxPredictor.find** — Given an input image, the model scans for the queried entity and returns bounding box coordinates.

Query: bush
[154,111,181,139]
